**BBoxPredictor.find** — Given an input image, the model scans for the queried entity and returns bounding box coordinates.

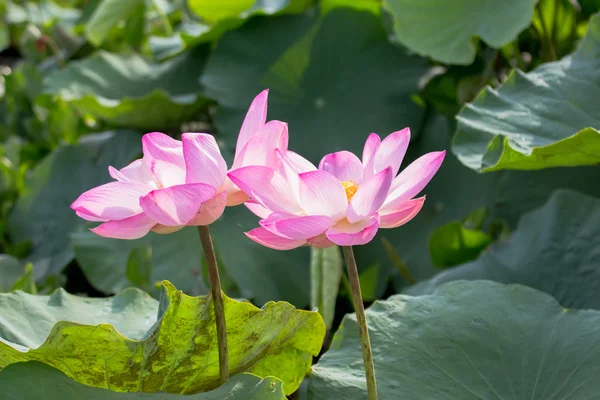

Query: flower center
[340,180,358,202]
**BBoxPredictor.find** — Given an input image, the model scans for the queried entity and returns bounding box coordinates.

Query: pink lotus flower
[228,128,445,249]
[71,90,287,239]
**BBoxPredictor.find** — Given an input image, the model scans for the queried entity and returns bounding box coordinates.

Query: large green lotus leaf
[150,22,228,60]
[354,114,600,293]
[71,228,207,296]
[43,46,210,131]
[383,0,538,64]
[73,204,311,306]
[321,0,381,15]
[453,14,600,172]
[7,131,142,280]
[187,0,309,24]
[407,190,600,310]
[151,0,310,60]
[0,281,325,395]
[201,8,429,163]
[5,1,81,27]
[85,0,145,46]
[308,280,600,399]
[0,362,286,400]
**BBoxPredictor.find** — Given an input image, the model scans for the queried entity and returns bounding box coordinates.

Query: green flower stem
[197,225,229,384]
[342,246,378,400]
[535,2,557,61]
[152,0,173,35]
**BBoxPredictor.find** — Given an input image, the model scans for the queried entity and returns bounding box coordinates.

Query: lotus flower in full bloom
[228,128,445,249]
[71,90,287,239]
